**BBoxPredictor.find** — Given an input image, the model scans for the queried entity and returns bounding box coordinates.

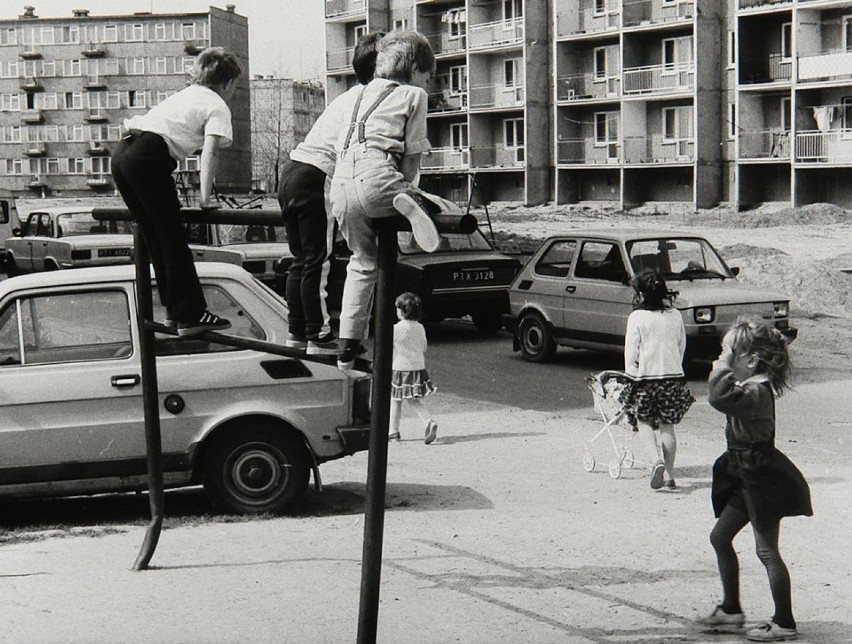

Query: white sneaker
[746,622,798,642]
[393,193,440,253]
[697,605,745,628]
[285,333,307,351]
[424,420,438,445]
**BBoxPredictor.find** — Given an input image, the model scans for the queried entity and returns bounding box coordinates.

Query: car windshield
[217,224,283,245]
[397,229,493,255]
[626,238,732,280]
[56,212,133,237]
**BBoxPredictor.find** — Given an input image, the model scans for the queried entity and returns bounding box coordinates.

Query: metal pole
[131,227,165,571]
[356,221,397,644]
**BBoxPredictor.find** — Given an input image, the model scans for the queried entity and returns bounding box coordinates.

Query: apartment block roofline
[6,4,242,23]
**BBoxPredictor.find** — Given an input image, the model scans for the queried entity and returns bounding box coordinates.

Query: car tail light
[71,249,92,260]
[773,302,789,317]
[242,260,265,274]
[352,376,371,424]
[694,306,715,323]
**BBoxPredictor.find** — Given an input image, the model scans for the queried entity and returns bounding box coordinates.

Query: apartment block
[324,0,852,209]
[0,4,250,197]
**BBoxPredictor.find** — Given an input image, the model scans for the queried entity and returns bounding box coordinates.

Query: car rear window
[535,240,576,277]
[575,241,629,282]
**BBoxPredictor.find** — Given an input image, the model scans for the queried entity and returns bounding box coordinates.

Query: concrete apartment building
[324,0,852,210]
[250,76,325,194]
[0,4,250,197]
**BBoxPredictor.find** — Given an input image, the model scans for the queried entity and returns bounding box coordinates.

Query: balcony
[28,175,46,189]
[622,62,694,95]
[428,89,468,113]
[326,47,354,74]
[739,0,792,9]
[86,173,112,188]
[420,147,470,170]
[81,41,105,57]
[21,109,44,124]
[739,129,790,160]
[468,18,523,51]
[424,31,467,57]
[468,84,525,110]
[325,0,366,20]
[470,145,525,168]
[557,137,621,164]
[623,0,694,28]
[796,130,852,163]
[20,45,42,59]
[87,141,110,155]
[20,75,42,91]
[184,39,208,54]
[623,135,694,163]
[84,75,107,90]
[24,142,46,156]
[84,110,108,122]
[556,6,619,38]
[799,50,852,83]
[557,73,620,101]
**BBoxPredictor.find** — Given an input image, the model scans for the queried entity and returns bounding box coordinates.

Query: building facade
[250,76,325,195]
[324,0,852,210]
[0,4,250,198]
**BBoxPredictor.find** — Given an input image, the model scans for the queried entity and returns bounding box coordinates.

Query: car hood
[61,234,134,248]
[399,251,519,268]
[214,243,293,259]
[673,279,789,307]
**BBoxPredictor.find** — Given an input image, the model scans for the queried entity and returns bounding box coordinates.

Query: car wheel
[518,312,557,363]
[44,260,59,271]
[472,312,502,335]
[5,256,21,277]
[202,420,311,515]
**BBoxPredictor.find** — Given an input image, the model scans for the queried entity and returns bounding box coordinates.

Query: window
[0,291,132,367]
[449,122,468,149]
[594,112,618,145]
[41,60,56,77]
[393,19,408,30]
[69,125,85,141]
[130,58,146,75]
[781,23,792,61]
[125,24,144,42]
[64,92,83,109]
[504,58,523,88]
[353,24,367,44]
[2,28,18,45]
[535,240,577,277]
[593,0,606,16]
[128,90,146,108]
[66,59,81,76]
[781,97,791,132]
[844,16,852,52]
[40,27,55,45]
[62,25,79,43]
[1,94,21,111]
[102,25,117,42]
[575,241,628,282]
[662,106,692,141]
[181,23,196,41]
[447,9,466,40]
[842,97,852,131]
[155,57,167,74]
[7,126,21,143]
[36,93,58,110]
[504,117,524,147]
[728,102,736,139]
[594,47,607,80]
[182,57,195,73]
[105,92,121,109]
[91,156,111,176]
[68,157,87,174]
[728,30,736,67]
[449,65,467,95]
[154,23,167,41]
[503,0,522,22]
[662,38,676,71]
[4,158,23,175]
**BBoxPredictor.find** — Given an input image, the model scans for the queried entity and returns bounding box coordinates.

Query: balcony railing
[799,50,852,82]
[468,84,525,109]
[622,0,694,27]
[769,54,792,81]
[556,7,619,37]
[622,62,694,95]
[327,47,355,73]
[20,75,42,91]
[424,31,466,56]
[623,135,694,163]
[796,130,852,163]
[86,173,111,187]
[470,145,525,168]
[739,129,790,160]
[85,75,106,89]
[739,0,792,9]
[557,138,621,164]
[421,147,470,170]
[20,45,42,59]
[82,41,105,57]
[21,109,44,123]
[428,90,468,113]
[468,18,523,51]
[24,142,46,156]
[325,0,366,19]
[557,73,620,101]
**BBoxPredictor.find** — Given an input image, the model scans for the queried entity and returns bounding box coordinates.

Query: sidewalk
[2,379,851,643]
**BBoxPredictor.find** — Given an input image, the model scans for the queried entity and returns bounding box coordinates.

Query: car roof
[0,262,250,294]
[24,207,95,217]
[542,229,711,242]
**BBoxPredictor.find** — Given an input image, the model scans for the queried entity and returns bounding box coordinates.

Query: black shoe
[337,339,366,371]
[307,332,338,356]
[177,311,231,337]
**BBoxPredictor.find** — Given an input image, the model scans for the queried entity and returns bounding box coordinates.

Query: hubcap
[230,447,285,499]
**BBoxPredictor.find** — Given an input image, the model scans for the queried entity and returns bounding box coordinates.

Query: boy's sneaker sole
[177,314,231,337]
[746,623,798,642]
[393,193,441,253]
[307,339,338,356]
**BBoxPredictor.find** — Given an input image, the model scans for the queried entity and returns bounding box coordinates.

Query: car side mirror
[11,227,21,237]
[730,266,740,277]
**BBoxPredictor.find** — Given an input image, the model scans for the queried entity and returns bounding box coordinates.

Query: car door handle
[111,374,140,388]
[565,285,576,293]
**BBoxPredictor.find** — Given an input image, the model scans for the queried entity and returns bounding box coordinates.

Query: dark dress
[708,367,813,528]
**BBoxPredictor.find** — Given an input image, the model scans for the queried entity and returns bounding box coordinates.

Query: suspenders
[341,83,399,152]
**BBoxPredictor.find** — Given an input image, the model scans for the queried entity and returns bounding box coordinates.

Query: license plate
[98,248,131,257]
[452,268,495,283]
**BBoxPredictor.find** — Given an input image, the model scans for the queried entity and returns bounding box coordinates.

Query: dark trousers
[278,160,330,339]
[112,131,206,322]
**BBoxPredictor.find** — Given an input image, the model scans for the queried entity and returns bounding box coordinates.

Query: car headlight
[773,301,789,317]
[694,306,715,323]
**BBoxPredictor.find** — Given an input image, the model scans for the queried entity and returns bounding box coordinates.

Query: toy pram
[583,370,639,479]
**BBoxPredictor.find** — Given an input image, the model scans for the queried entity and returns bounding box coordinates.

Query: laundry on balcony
[812,105,835,132]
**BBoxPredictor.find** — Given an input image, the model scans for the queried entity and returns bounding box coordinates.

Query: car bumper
[685,322,798,358]
[425,289,510,317]
[335,423,371,455]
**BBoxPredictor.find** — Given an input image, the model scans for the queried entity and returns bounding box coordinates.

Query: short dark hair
[395,291,423,321]
[632,269,677,311]
[374,29,435,83]
[353,32,385,84]
[190,47,242,87]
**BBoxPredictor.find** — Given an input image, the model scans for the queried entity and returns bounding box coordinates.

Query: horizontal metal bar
[92,207,479,235]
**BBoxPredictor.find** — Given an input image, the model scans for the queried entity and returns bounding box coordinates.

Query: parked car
[187,222,293,290]
[276,227,523,334]
[503,231,797,362]
[4,207,134,276]
[0,262,371,514]
[0,189,21,271]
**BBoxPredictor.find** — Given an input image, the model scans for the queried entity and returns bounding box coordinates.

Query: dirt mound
[685,203,852,228]
[719,244,789,259]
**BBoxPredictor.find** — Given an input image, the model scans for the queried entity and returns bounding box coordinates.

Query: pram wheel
[582,452,595,472]
[622,449,635,468]
[609,458,622,479]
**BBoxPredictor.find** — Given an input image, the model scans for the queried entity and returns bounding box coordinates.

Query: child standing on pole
[112,46,240,337]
